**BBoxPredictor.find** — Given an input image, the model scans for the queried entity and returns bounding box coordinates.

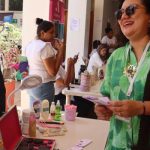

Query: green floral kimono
[100,43,150,150]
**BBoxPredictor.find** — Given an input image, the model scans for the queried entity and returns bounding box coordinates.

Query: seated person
[54,55,78,110]
[87,44,108,74]
[89,40,101,57]
[101,28,118,55]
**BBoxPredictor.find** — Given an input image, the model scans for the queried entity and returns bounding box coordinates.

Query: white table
[62,81,102,104]
[37,117,109,150]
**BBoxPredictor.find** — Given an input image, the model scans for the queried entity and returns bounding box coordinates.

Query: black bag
[132,70,150,150]
[0,68,6,116]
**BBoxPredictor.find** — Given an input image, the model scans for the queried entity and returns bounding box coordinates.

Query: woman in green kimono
[95,0,150,149]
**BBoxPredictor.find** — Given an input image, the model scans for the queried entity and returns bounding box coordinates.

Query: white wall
[66,0,91,77]
[93,0,104,41]
[21,0,50,109]
[22,0,50,49]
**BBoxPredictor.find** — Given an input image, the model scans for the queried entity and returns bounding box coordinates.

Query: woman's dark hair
[36,18,54,38]
[114,22,129,47]
[119,0,150,12]
[93,40,101,49]
[105,28,113,34]
[141,0,150,14]
[97,43,109,61]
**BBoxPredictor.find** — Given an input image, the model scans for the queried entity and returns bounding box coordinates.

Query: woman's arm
[63,58,75,87]
[42,41,65,77]
[108,100,150,117]
[143,101,150,115]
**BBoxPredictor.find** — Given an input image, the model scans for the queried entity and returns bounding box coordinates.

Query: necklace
[124,64,137,79]
[125,41,150,96]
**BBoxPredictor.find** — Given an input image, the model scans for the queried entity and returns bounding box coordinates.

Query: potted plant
[0,22,22,110]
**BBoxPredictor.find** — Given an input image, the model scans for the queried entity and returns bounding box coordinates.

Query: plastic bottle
[78,65,87,84]
[41,99,49,121]
[50,102,56,120]
[54,100,61,121]
[28,112,36,137]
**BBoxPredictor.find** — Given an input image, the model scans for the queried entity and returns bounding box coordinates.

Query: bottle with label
[50,102,56,120]
[28,112,36,137]
[54,100,61,121]
[41,99,49,121]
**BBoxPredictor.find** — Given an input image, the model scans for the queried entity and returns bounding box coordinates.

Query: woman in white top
[24,18,64,107]
[87,44,108,73]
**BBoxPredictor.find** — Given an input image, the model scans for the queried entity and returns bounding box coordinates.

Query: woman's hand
[95,104,113,120]
[109,100,144,118]
[53,39,64,51]
[67,58,74,68]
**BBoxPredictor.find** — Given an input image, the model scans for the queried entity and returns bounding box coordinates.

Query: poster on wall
[70,18,80,32]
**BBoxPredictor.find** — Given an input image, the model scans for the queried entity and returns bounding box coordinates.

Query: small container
[50,102,56,120]
[41,99,49,121]
[33,100,41,119]
[22,109,31,123]
[90,73,96,86]
[78,65,87,84]
[80,70,91,91]
[28,112,36,137]
[65,105,77,121]
[22,123,29,135]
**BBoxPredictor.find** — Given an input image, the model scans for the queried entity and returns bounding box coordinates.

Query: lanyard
[126,41,150,96]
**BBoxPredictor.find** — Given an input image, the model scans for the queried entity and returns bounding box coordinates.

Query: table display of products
[0,106,56,150]
[0,105,109,150]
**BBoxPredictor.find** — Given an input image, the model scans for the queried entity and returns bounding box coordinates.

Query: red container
[0,106,56,150]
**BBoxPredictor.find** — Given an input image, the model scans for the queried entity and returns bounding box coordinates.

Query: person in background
[54,54,78,110]
[23,18,64,107]
[0,68,6,117]
[101,27,118,55]
[87,44,108,73]
[95,0,150,149]
[89,40,101,57]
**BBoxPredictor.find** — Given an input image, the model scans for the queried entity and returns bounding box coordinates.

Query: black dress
[132,70,150,150]
[0,68,6,117]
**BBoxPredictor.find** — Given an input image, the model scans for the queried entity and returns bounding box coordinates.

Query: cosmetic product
[54,100,61,121]
[29,112,36,137]
[50,102,55,120]
[41,100,49,121]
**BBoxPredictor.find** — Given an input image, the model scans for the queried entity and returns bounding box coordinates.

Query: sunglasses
[115,4,138,20]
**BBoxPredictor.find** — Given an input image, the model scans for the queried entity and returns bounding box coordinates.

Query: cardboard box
[0,106,56,150]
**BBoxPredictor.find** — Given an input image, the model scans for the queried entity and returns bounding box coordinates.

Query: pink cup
[65,105,77,121]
